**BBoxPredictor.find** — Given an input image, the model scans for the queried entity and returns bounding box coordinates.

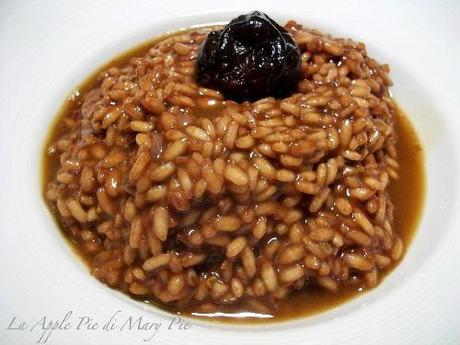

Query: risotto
[43,13,424,322]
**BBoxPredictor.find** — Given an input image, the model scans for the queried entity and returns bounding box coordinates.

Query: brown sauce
[42,29,425,323]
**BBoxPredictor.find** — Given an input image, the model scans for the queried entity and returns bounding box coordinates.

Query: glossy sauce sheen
[42,30,425,323]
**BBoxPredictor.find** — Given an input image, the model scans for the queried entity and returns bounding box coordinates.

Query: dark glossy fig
[196,11,301,102]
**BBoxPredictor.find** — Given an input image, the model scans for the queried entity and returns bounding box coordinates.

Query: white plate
[1,1,460,344]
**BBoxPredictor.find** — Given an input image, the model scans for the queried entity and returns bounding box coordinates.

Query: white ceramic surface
[1,1,459,344]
